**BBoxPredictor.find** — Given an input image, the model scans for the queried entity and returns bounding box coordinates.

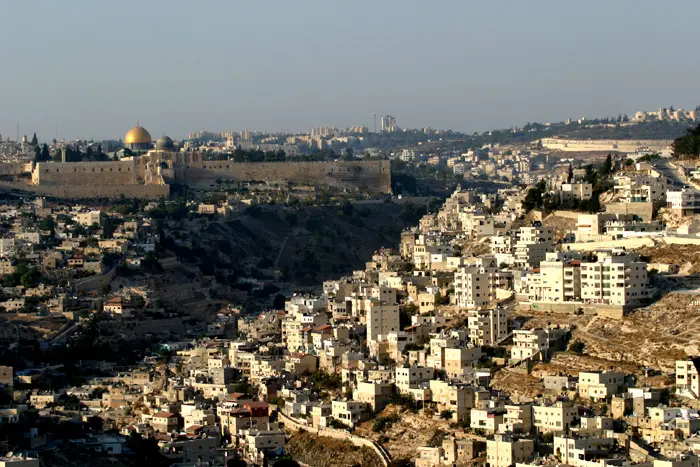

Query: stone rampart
[541,138,673,152]
[3,157,391,199]
[35,161,138,185]
[0,162,31,176]
[0,180,169,200]
[185,160,392,194]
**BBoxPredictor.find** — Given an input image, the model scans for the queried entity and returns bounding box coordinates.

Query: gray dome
[155,135,174,150]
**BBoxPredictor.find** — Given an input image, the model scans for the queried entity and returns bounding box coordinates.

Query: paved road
[654,159,688,188]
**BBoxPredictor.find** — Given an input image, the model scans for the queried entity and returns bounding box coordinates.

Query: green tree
[672,124,700,158]
[30,132,38,146]
[33,146,41,162]
[602,154,613,175]
[569,340,586,355]
[40,143,51,161]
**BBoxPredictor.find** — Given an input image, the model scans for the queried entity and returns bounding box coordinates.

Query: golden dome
[125,125,152,145]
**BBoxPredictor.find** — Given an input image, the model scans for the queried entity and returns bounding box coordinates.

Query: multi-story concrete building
[366,300,399,347]
[553,435,616,467]
[510,328,566,362]
[514,225,555,269]
[533,401,578,433]
[380,115,397,133]
[453,256,505,309]
[395,366,434,396]
[580,250,649,307]
[529,252,582,303]
[443,346,482,378]
[667,188,700,216]
[578,370,624,401]
[499,404,533,434]
[468,308,508,347]
[331,400,366,427]
[429,380,474,421]
[354,381,394,412]
[677,358,700,399]
[486,434,534,467]
[556,182,593,203]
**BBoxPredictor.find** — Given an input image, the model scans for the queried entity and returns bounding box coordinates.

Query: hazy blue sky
[1,0,699,141]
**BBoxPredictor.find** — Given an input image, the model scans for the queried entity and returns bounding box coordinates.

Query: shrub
[569,340,586,355]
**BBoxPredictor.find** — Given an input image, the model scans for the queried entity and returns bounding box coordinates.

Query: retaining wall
[278,410,390,466]
[522,301,625,319]
[183,160,392,194]
[541,138,673,152]
[605,202,654,221]
[0,180,170,200]
[560,237,655,252]
[74,268,116,292]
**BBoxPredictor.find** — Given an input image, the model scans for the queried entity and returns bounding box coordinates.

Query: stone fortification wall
[541,138,673,152]
[185,160,392,194]
[0,180,169,200]
[5,157,391,199]
[0,162,32,176]
[35,161,138,185]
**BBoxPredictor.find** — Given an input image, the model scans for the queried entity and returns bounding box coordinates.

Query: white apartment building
[491,234,516,267]
[553,436,616,467]
[429,381,474,421]
[514,226,554,269]
[499,404,533,434]
[510,328,563,362]
[529,252,582,303]
[453,256,505,309]
[605,219,662,238]
[395,366,434,395]
[578,371,624,401]
[427,334,459,369]
[471,407,505,433]
[443,346,483,378]
[458,214,496,239]
[366,300,400,346]
[467,308,508,347]
[557,183,593,203]
[667,188,700,216]
[331,400,366,427]
[580,251,649,307]
[676,358,700,399]
[76,210,104,226]
[533,401,578,433]
[486,434,534,467]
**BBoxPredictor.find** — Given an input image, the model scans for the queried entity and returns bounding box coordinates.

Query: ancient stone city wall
[0,162,32,176]
[184,160,392,194]
[541,138,673,152]
[18,159,391,198]
[0,180,170,200]
[35,161,139,185]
